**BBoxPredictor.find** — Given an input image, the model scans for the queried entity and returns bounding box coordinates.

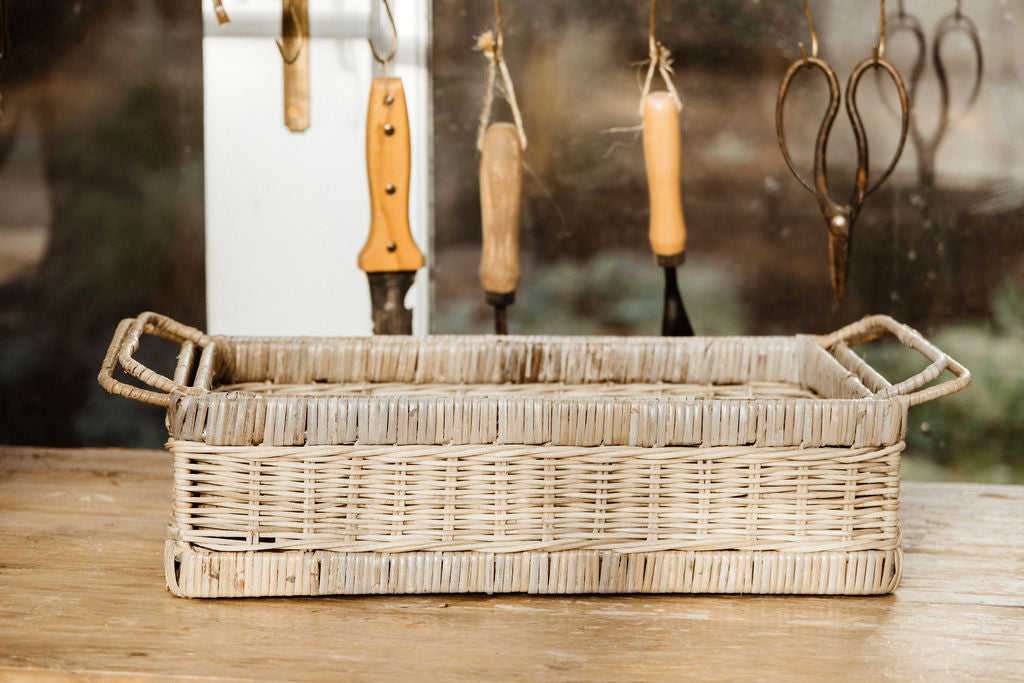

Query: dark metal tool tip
[662,266,694,337]
[486,291,515,335]
[828,229,850,302]
[367,271,416,335]
[492,305,508,335]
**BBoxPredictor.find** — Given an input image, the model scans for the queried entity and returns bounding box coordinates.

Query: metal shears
[884,0,983,203]
[776,0,911,301]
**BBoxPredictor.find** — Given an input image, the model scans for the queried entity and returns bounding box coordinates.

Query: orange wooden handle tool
[643,92,687,262]
[478,123,523,296]
[358,78,425,274]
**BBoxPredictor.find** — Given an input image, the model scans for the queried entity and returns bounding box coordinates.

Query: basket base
[165,542,901,598]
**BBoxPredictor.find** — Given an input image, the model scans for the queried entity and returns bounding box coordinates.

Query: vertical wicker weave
[100,312,969,598]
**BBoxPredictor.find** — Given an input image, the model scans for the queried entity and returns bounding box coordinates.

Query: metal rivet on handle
[384,93,395,105]
[385,184,396,194]
[386,242,397,252]
[384,123,395,135]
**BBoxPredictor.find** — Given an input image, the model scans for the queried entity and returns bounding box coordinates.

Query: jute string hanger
[368,0,398,78]
[474,0,528,152]
[641,0,683,114]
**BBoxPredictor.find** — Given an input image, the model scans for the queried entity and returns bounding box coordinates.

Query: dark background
[0,1,1020,482]
[0,2,205,448]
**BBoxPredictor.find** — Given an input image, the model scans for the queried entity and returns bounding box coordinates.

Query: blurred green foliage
[437,263,1023,484]
[859,279,1024,483]
[433,252,747,337]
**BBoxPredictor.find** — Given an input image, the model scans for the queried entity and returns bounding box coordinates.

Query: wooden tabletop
[1,446,1021,681]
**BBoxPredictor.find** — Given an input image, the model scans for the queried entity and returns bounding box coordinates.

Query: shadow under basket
[100,312,969,598]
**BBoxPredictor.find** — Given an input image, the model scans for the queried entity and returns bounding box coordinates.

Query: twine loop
[639,0,683,114]
[474,0,527,151]
[368,0,399,79]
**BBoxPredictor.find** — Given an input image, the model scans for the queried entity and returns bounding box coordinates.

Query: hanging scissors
[884,0,983,201]
[776,0,910,301]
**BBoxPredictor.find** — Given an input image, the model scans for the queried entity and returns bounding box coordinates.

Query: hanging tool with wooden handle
[643,92,694,337]
[279,0,309,132]
[358,76,424,334]
[474,0,526,335]
[359,1,423,335]
[479,123,522,335]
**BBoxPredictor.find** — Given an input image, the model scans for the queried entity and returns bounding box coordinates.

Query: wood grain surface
[479,122,523,296]
[643,92,687,260]
[0,446,1021,681]
[358,78,424,274]
[281,0,309,132]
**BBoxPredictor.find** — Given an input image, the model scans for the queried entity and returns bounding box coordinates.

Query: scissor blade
[828,231,850,302]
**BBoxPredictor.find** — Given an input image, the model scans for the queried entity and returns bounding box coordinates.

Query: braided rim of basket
[99,311,969,409]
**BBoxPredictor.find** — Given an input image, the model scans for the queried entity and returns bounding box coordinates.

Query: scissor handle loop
[933,10,983,125]
[848,56,910,198]
[776,55,841,198]
[882,11,927,102]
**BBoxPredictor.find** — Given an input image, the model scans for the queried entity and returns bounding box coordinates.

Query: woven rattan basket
[99,311,968,598]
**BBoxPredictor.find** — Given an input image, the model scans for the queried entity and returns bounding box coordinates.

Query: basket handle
[98,311,213,407]
[818,314,970,406]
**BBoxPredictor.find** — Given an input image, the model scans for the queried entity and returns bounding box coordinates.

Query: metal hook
[368,0,398,68]
[797,0,888,64]
[276,0,304,65]
[955,0,963,19]
[798,0,819,62]
[874,0,887,61]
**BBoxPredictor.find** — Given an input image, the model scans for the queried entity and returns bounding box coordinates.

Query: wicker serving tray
[100,312,969,598]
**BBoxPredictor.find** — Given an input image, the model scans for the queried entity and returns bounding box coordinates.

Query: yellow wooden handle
[478,123,523,295]
[643,92,687,260]
[358,78,425,273]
